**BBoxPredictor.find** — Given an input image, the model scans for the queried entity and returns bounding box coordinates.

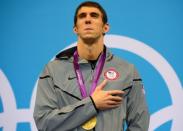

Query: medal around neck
[73,51,105,130]
[82,116,97,130]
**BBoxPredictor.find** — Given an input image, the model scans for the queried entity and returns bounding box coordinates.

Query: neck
[77,37,104,60]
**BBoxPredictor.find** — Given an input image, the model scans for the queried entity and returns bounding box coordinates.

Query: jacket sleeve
[33,65,97,131]
[126,66,150,131]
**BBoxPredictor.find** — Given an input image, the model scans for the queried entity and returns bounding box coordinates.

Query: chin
[82,34,99,39]
[82,37,98,45]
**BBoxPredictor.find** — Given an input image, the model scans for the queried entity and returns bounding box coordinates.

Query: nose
[85,14,91,24]
[85,20,91,24]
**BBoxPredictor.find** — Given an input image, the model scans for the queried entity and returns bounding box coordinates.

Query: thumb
[97,79,108,90]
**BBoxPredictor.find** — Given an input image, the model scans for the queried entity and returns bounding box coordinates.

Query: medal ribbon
[73,50,106,98]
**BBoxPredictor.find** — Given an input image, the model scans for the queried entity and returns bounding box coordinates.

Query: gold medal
[82,116,97,130]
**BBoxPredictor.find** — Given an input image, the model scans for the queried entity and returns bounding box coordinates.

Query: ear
[103,23,110,34]
[73,26,78,34]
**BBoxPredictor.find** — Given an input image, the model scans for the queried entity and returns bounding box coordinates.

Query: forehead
[77,6,102,15]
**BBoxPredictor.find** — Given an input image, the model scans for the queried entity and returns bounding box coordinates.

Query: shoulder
[110,54,135,73]
[46,46,76,70]
[106,47,133,69]
[106,48,139,80]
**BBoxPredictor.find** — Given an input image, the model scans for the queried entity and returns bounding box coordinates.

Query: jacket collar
[55,45,113,63]
[55,45,113,99]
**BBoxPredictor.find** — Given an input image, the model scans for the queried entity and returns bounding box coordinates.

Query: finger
[108,95,123,102]
[97,79,108,90]
[107,90,124,95]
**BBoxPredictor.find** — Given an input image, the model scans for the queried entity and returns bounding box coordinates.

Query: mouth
[84,28,93,31]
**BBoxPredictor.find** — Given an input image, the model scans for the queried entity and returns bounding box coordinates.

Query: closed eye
[77,12,99,19]
[90,12,99,18]
[78,13,87,19]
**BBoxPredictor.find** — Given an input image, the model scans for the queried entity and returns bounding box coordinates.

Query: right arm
[33,65,97,131]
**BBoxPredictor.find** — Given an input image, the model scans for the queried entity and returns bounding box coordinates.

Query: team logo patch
[104,68,119,80]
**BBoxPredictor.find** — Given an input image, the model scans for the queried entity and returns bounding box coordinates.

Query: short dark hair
[74,1,108,26]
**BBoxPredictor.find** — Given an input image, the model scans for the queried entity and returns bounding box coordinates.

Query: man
[33,1,150,131]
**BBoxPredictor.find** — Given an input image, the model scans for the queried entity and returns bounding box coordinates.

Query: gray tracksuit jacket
[33,46,150,131]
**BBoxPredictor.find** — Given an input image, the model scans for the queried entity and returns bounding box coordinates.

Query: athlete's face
[74,7,109,40]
